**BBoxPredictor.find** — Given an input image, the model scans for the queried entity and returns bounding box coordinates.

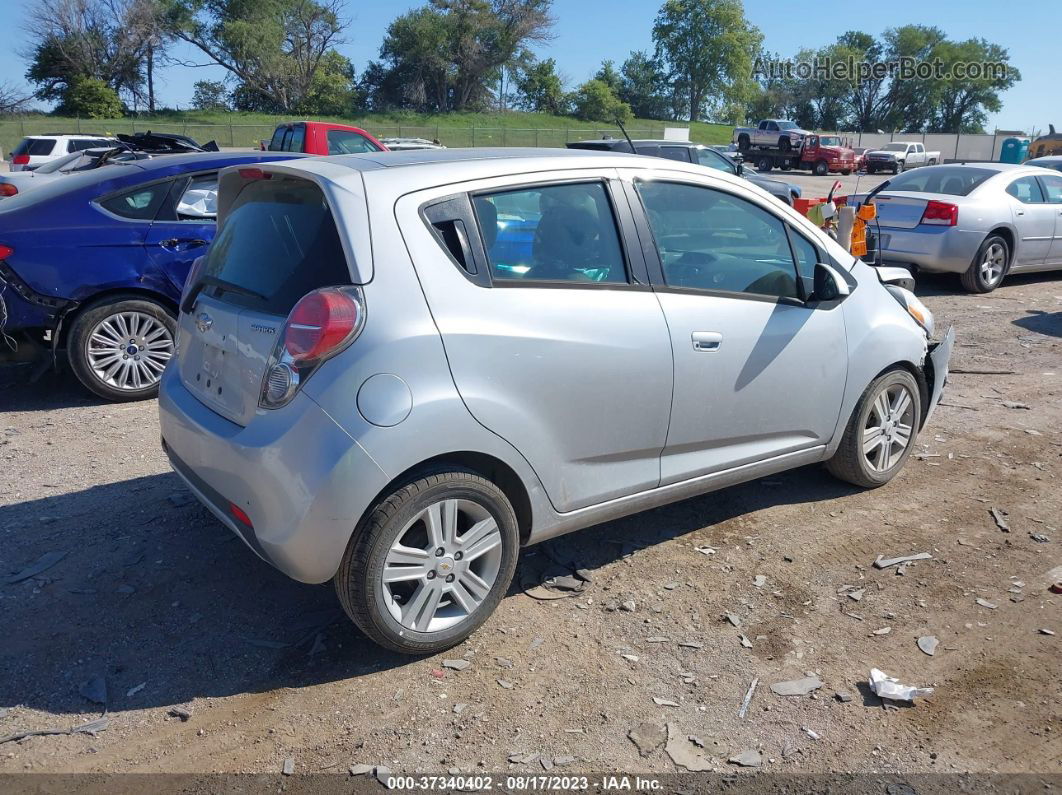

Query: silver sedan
[853,163,1062,292]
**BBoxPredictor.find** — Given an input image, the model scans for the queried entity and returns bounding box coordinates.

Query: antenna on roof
[615,116,636,154]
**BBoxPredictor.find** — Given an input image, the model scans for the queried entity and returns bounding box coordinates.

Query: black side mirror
[811,262,851,303]
[736,162,744,175]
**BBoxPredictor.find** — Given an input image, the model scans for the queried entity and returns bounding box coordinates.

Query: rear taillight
[920,200,958,226]
[0,244,12,260]
[260,287,365,409]
[12,154,29,165]
[0,184,17,197]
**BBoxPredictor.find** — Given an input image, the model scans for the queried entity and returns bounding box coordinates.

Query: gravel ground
[0,271,1060,778]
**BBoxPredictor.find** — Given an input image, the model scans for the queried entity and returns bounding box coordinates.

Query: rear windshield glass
[13,138,56,156]
[884,167,995,196]
[200,177,350,315]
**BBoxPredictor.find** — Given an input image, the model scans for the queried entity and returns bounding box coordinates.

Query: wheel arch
[59,287,177,346]
[869,360,931,429]
[360,451,534,546]
[985,226,1015,262]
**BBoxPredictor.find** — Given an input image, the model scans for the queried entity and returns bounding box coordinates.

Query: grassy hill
[1,110,732,154]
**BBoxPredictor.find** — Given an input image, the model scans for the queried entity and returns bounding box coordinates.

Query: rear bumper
[158,368,390,584]
[879,226,984,274]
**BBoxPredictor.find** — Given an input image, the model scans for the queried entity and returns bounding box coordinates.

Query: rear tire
[67,296,176,402]
[335,470,520,655]
[826,369,922,489]
[960,234,1009,293]
[757,156,773,172]
[737,134,750,152]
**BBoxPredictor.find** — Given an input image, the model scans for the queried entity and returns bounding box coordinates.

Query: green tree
[160,0,347,112]
[571,78,632,123]
[25,0,157,108]
[618,51,670,120]
[594,60,622,95]
[299,50,356,114]
[190,79,228,110]
[880,25,948,131]
[515,57,567,114]
[932,38,1018,133]
[651,0,761,121]
[372,0,554,113]
[56,75,124,117]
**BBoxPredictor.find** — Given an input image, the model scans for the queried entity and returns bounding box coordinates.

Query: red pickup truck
[266,121,387,155]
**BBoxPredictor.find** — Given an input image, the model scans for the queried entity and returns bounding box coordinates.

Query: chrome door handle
[692,331,723,351]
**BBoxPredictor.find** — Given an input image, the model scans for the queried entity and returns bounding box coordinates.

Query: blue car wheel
[67,296,176,401]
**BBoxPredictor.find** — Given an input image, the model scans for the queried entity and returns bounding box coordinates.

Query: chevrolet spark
[159,149,954,654]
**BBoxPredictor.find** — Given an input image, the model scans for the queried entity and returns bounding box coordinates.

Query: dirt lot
[1,271,1060,780]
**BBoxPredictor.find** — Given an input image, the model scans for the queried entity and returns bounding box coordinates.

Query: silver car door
[1039,174,1062,264]
[395,171,674,513]
[1006,176,1053,268]
[623,170,847,484]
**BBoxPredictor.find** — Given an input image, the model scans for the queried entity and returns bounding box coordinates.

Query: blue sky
[1,0,1056,131]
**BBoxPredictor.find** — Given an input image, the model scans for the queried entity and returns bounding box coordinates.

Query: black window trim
[625,175,810,307]
[419,176,651,291]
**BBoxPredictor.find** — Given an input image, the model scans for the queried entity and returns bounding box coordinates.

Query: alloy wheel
[86,310,174,391]
[380,498,503,633]
[861,383,915,472]
[979,242,1006,287]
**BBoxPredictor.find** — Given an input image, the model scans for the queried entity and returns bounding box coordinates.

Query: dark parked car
[566,138,801,204]
[0,151,305,400]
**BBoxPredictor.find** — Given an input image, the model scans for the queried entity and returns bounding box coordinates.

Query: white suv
[8,134,118,172]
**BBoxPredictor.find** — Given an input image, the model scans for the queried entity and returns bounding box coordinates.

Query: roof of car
[1027,155,1062,163]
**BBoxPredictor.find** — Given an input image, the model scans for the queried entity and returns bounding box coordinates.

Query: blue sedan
[0,151,306,400]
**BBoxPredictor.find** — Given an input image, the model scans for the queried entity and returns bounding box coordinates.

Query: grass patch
[1,110,731,153]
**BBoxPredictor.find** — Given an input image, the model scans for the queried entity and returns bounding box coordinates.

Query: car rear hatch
[865,192,941,229]
[176,165,370,426]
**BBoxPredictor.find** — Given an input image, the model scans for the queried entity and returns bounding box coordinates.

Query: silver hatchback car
[159,149,954,654]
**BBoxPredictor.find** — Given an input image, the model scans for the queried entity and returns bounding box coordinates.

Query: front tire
[960,234,1009,293]
[826,369,922,488]
[813,160,829,176]
[335,471,520,655]
[67,297,176,401]
[893,161,904,174]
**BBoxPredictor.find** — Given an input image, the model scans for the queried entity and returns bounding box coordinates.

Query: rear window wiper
[181,275,268,314]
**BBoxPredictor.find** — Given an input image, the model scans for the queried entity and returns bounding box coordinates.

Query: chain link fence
[0,118,674,156]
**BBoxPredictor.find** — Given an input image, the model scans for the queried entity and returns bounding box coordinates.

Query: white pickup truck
[732,119,810,153]
[864,142,940,174]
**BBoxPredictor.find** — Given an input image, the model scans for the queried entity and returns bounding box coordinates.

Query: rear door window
[98,181,171,220]
[471,182,628,284]
[1007,176,1045,203]
[660,146,692,163]
[69,138,113,152]
[288,125,306,152]
[268,127,286,151]
[200,177,351,314]
[175,175,219,219]
[327,129,380,154]
[13,138,57,156]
